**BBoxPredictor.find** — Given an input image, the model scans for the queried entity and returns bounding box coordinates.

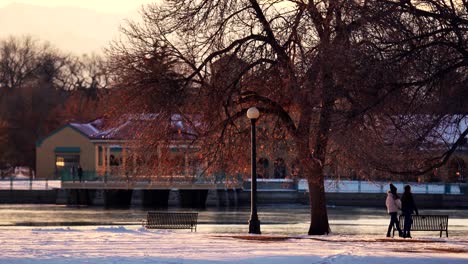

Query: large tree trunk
[296,138,331,235]
[307,170,330,235]
[304,47,334,235]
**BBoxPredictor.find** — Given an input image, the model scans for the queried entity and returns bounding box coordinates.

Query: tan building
[35,117,201,181]
[35,121,128,180]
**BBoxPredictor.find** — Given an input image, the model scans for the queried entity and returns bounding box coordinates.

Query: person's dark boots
[398,231,404,237]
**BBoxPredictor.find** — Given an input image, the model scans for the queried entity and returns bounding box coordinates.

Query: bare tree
[0,36,47,91]
[109,0,468,235]
[49,54,110,125]
[0,36,62,167]
[0,36,109,169]
[55,54,110,91]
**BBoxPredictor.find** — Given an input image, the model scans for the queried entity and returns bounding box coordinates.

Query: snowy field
[0,226,466,264]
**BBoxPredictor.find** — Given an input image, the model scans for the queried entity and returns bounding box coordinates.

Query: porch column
[184,150,189,177]
[157,145,161,177]
[106,145,111,173]
[122,145,127,172]
[101,145,106,174]
[133,153,137,173]
[95,145,99,171]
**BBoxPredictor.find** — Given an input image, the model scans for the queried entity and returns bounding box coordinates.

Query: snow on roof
[69,123,100,137]
[93,120,133,140]
[68,114,466,145]
[435,115,468,145]
[69,114,197,141]
[381,114,468,147]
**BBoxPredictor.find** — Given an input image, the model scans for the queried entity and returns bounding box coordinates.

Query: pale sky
[0,1,163,54]
[0,0,159,13]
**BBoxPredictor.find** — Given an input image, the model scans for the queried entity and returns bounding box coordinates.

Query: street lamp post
[247,107,261,234]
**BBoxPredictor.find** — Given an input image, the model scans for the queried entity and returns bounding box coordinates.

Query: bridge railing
[0,178,61,190]
[2,176,464,194]
[296,179,463,195]
[59,170,225,185]
[57,171,465,194]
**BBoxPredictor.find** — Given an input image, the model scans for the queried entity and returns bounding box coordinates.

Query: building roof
[36,114,197,146]
[69,123,100,138]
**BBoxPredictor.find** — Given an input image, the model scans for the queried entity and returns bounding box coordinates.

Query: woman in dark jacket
[401,185,419,238]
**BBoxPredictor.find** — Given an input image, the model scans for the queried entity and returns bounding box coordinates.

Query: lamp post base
[248,218,261,234]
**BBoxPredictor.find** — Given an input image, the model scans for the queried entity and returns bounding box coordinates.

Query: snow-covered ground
[0,226,466,263]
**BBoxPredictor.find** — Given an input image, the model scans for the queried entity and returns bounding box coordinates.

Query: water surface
[0,204,466,237]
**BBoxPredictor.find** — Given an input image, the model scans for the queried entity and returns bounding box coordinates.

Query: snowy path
[0,226,466,263]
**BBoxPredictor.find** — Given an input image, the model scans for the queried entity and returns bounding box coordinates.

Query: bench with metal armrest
[393,214,449,238]
[142,211,198,232]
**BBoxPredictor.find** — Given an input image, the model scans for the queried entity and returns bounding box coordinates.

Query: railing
[56,170,466,194]
[60,170,148,183]
[297,180,463,195]
[59,170,226,185]
[1,176,464,194]
[0,178,61,190]
[60,170,100,182]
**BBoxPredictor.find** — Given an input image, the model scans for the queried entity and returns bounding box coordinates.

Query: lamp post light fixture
[247,107,261,234]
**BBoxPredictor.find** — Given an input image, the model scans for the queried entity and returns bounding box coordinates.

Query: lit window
[56,157,65,167]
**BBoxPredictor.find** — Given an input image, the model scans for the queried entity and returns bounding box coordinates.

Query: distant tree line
[0,36,109,173]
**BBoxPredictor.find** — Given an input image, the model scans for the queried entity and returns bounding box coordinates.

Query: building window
[274,158,287,179]
[258,157,269,178]
[55,154,80,177]
[56,157,65,167]
[110,154,121,166]
[448,158,465,182]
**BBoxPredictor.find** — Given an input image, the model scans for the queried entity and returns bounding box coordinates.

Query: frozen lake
[0,204,467,237]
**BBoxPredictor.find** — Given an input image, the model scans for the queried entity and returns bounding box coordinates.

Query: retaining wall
[0,190,57,204]
[0,189,467,208]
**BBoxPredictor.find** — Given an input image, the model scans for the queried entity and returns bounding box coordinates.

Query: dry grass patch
[374,238,443,243]
[425,247,467,253]
[214,235,293,242]
[217,235,455,245]
[392,247,467,254]
[308,237,443,243]
[393,249,425,253]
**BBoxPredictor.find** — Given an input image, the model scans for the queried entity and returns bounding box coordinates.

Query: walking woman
[386,184,402,237]
[401,185,419,238]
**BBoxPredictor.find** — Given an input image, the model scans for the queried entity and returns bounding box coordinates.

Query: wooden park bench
[142,211,198,232]
[393,215,449,238]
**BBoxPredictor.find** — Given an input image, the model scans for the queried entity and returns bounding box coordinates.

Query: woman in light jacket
[386,184,402,237]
